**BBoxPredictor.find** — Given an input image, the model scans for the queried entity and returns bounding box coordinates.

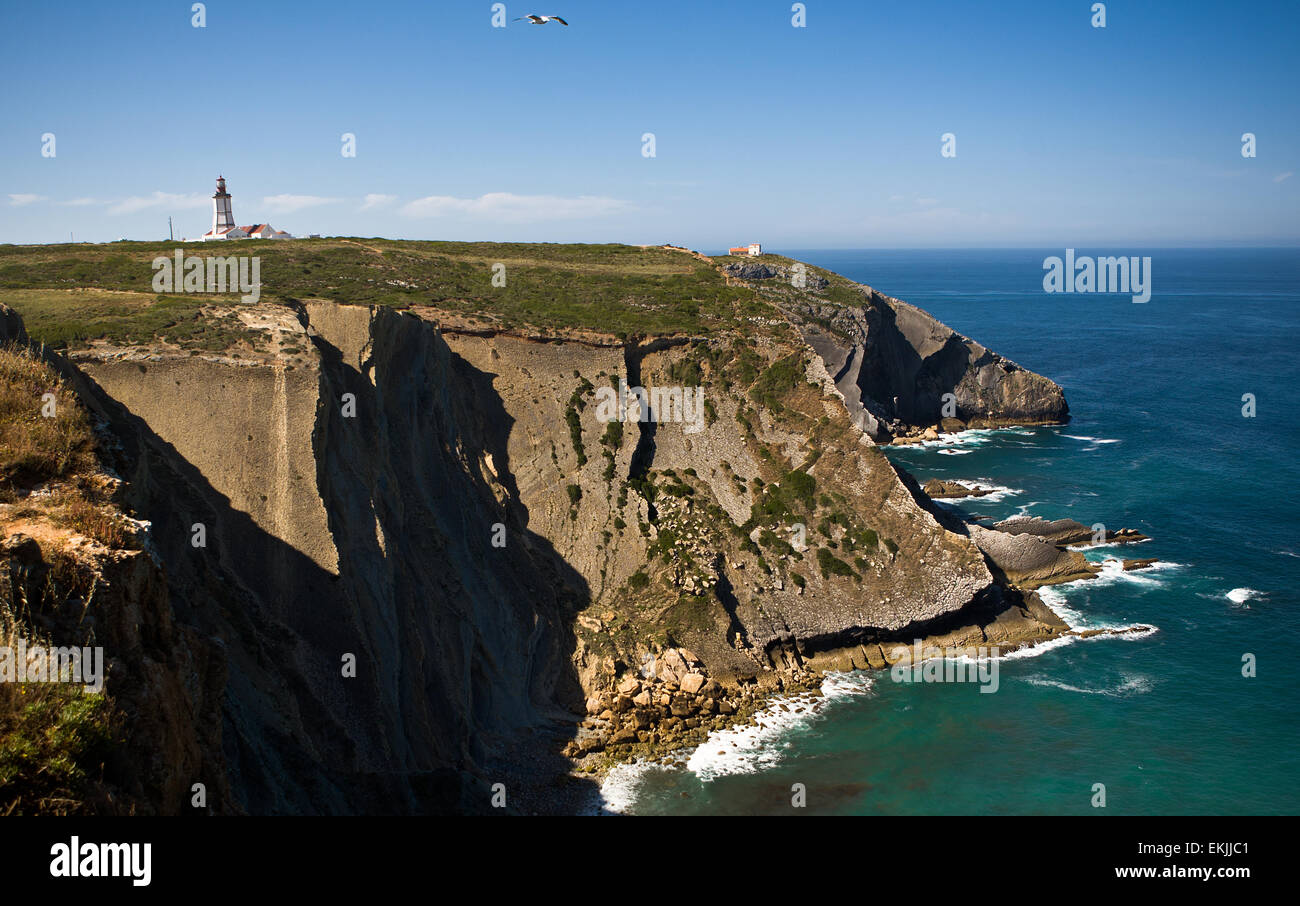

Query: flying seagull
[514,14,568,25]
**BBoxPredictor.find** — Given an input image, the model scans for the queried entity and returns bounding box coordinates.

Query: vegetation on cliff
[0,345,125,814]
[0,240,766,344]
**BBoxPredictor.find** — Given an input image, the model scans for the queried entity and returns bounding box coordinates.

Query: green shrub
[817,547,857,581]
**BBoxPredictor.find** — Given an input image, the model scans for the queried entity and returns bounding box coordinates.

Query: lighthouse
[212,175,235,235]
[199,175,293,240]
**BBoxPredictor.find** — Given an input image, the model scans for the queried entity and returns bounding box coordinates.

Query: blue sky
[1,0,1296,247]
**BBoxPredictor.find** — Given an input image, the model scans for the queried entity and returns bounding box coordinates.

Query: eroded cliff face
[64,302,586,813]
[720,261,1069,441]
[800,296,1069,438]
[438,312,1067,761]
[5,255,1073,809]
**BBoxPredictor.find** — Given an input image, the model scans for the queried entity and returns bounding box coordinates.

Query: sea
[600,248,1300,815]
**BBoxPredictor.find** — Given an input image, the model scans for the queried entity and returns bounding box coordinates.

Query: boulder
[923,479,993,500]
[669,695,695,717]
[1122,558,1158,572]
[680,673,707,695]
[657,649,689,684]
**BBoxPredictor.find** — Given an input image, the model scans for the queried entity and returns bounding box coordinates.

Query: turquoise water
[607,248,1300,815]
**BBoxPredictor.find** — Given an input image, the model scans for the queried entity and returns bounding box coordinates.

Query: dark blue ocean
[604,248,1300,815]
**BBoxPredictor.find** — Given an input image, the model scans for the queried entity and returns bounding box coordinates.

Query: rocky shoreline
[563,458,1162,795]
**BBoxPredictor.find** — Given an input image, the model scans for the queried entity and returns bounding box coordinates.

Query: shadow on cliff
[851,297,973,425]
[65,321,598,814]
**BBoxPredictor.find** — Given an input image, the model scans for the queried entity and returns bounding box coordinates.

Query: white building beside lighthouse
[200,176,293,240]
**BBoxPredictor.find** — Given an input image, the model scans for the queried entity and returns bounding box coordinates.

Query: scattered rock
[1122,558,1158,572]
[923,479,994,500]
[680,673,706,695]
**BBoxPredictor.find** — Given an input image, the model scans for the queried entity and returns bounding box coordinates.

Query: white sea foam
[596,759,672,815]
[682,672,873,782]
[1066,537,1153,551]
[1000,634,1080,659]
[597,671,875,810]
[1227,587,1263,606]
[937,448,972,455]
[953,478,1022,503]
[904,426,1035,451]
[1061,434,1121,444]
[1037,581,1159,638]
[1023,673,1154,697]
[1094,558,1162,586]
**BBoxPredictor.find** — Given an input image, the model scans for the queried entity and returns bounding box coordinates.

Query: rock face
[723,261,829,289]
[909,489,1155,591]
[64,302,586,814]
[0,245,1082,811]
[781,292,1068,441]
[967,523,1099,587]
[991,516,1148,547]
[0,304,27,344]
[1,531,228,814]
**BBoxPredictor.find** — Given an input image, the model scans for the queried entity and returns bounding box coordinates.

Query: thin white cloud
[109,192,209,215]
[8,194,47,206]
[58,197,97,206]
[261,194,339,214]
[401,192,632,223]
[915,197,939,206]
[1274,172,1293,183]
[360,193,397,210]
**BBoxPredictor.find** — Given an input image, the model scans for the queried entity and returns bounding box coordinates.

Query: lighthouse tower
[211,175,235,235]
[200,174,291,240]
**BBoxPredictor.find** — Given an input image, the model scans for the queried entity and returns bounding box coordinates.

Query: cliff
[717,260,1069,441]
[0,241,1074,812]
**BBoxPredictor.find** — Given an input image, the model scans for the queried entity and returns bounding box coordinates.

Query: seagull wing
[550,16,569,25]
